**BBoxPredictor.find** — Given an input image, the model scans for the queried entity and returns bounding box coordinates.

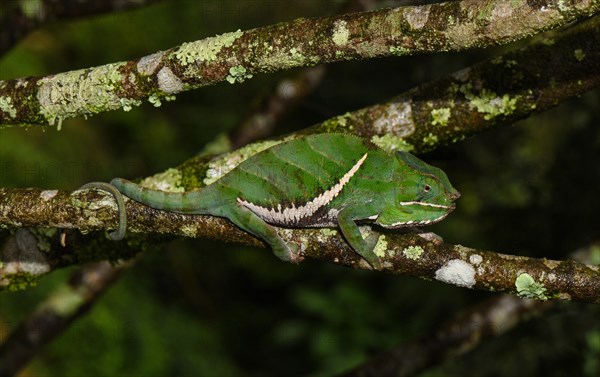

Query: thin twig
[0,260,126,377]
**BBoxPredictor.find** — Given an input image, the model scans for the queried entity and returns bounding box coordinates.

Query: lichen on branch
[1,0,599,127]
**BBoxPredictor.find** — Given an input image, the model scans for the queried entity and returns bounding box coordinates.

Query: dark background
[0,1,598,376]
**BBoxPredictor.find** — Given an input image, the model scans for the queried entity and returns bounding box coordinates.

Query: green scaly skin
[79,134,460,269]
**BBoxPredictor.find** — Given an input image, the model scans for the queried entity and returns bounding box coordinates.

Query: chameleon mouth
[399,201,455,210]
[382,202,456,229]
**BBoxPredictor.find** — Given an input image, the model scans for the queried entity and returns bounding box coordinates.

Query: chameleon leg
[225,205,302,264]
[77,182,127,241]
[337,206,382,270]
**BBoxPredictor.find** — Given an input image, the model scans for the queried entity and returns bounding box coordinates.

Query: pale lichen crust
[0,96,17,118]
[435,259,476,288]
[373,102,415,137]
[157,67,185,93]
[332,20,350,46]
[140,168,185,192]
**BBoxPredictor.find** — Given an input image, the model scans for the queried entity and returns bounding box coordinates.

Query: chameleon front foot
[360,232,383,270]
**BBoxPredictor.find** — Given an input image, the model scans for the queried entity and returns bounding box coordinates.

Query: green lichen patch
[0,96,17,118]
[389,46,410,55]
[2,272,37,291]
[119,98,142,112]
[37,62,127,128]
[320,112,351,131]
[226,65,253,84]
[371,134,414,153]
[319,229,337,237]
[430,107,451,126]
[402,245,424,260]
[148,94,162,107]
[373,235,388,258]
[174,29,243,66]
[422,133,438,146]
[140,168,184,192]
[460,84,517,120]
[317,228,338,244]
[515,273,548,300]
[180,224,199,238]
[574,49,586,61]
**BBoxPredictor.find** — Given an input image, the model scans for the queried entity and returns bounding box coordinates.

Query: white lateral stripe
[387,212,449,227]
[237,153,368,224]
[399,201,452,209]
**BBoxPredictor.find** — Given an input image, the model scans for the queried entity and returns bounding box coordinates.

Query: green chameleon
[80,133,459,268]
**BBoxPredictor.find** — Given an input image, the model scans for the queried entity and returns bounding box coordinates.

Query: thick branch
[174,13,600,170]
[344,244,599,376]
[1,0,598,127]
[0,187,599,303]
[306,14,600,153]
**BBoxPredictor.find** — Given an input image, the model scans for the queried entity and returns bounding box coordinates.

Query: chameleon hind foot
[275,241,304,264]
[77,182,127,241]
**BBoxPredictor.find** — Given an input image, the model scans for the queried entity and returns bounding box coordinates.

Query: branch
[172,13,600,171]
[1,0,598,127]
[343,244,599,376]
[1,187,599,302]
[1,14,599,300]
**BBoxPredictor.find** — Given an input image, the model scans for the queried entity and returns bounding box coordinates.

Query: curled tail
[78,181,127,241]
[78,178,216,241]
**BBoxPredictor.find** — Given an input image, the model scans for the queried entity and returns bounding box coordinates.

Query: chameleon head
[377,151,460,229]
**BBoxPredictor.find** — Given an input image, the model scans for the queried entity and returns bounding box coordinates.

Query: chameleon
[80,133,460,269]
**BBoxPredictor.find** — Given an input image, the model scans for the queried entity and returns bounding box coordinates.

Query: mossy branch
[304,14,600,153]
[1,187,599,303]
[1,9,599,301]
[1,0,598,127]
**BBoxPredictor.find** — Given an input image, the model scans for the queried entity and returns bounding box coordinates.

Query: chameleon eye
[424,185,431,192]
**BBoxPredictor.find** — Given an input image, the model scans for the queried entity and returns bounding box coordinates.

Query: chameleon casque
[82,133,460,268]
